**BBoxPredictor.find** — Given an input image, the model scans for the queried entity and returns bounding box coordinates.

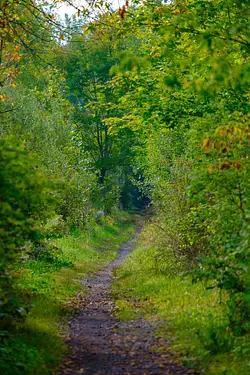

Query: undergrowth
[1,214,136,375]
[113,223,250,375]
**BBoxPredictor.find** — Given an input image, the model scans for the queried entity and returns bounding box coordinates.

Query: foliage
[1,0,250,373]
[58,23,144,212]
[0,138,56,319]
[101,0,250,339]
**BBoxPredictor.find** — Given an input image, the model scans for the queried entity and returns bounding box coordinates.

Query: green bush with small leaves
[0,138,56,320]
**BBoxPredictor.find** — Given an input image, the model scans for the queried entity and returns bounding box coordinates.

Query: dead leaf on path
[77,369,85,374]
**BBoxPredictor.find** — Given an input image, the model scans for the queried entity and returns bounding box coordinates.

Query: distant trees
[59,23,143,211]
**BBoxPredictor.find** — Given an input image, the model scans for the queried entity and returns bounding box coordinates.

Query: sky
[56,0,123,19]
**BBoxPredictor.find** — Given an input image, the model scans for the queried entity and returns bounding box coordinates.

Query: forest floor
[56,227,198,375]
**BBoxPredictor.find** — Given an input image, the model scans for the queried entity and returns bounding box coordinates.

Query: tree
[59,23,142,210]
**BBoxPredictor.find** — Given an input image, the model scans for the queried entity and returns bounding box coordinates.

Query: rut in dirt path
[57,229,198,375]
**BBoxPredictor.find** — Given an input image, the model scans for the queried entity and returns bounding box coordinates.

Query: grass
[113,222,250,375]
[1,213,136,375]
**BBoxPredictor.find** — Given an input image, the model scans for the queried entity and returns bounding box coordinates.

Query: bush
[0,138,56,320]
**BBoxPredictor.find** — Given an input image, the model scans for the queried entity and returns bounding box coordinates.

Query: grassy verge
[1,213,136,375]
[113,223,250,375]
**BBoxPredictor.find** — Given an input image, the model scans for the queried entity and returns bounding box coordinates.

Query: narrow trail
[57,229,198,375]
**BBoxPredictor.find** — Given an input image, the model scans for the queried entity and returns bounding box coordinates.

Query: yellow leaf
[202,138,209,147]
[0,94,9,101]
[208,166,216,173]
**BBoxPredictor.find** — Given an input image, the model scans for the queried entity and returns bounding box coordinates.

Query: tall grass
[113,223,250,375]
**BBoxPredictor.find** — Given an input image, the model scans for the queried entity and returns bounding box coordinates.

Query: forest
[0,0,250,374]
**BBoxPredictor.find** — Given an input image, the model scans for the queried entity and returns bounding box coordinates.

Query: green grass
[1,213,136,375]
[113,223,250,375]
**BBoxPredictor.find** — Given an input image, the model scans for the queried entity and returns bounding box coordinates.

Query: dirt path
[57,230,198,375]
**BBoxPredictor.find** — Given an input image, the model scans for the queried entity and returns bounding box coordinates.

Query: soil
[57,229,198,375]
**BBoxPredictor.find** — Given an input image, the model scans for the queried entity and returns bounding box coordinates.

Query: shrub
[0,138,56,320]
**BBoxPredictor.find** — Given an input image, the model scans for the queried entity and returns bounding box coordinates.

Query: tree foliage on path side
[100,0,250,335]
